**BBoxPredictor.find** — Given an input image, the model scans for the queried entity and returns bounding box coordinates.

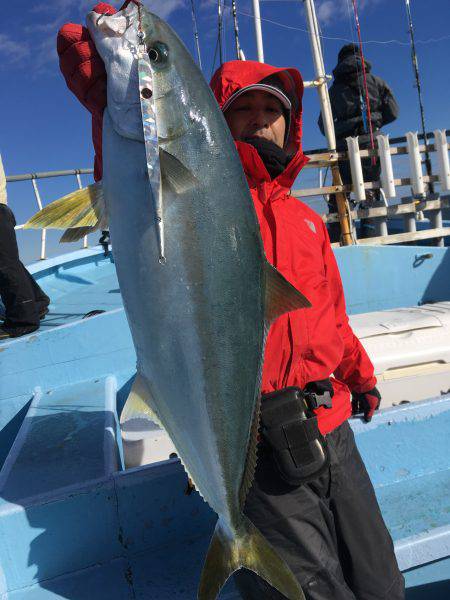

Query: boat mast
[404,0,433,192]
[189,0,202,70]
[252,0,264,62]
[303,0,354,245]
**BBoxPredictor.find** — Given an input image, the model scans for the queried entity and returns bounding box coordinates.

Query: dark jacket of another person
[318,53,399,142]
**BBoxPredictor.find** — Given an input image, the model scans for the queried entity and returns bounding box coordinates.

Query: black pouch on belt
[260,386,330,486]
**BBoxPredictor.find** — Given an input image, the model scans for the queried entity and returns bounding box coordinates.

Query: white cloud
[317,1,336,25]
[142,0,185,19]
[0,34,31,64]
[3,0,185,74]
[316,0,384,26]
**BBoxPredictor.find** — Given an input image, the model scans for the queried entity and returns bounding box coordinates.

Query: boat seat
[0,376,119,503]
[352,397,450,572]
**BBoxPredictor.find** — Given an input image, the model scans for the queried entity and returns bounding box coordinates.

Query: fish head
[139,5,217,150]
[87,2,218,153]
[86,2,143,142]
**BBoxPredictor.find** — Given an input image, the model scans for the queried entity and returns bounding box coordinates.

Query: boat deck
[0,245,449,598]
[29,249,122,331]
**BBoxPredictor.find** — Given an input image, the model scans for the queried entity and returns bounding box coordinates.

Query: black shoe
[39,306,49,320]
[0,327,12,340]
[0,324,39,339]
[1,308,48,324]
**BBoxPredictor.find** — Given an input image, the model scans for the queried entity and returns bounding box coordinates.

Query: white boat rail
[298,129,450,246]
[7,168,94,260]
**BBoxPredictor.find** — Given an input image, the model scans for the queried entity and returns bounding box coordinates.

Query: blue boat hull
[0,245,449,598]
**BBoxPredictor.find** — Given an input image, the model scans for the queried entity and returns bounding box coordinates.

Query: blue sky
[1,0,449,263]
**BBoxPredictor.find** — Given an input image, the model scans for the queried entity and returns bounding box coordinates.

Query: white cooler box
[350,302,450,407]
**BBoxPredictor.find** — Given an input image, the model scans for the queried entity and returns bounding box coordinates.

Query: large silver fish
[25,3,310,598]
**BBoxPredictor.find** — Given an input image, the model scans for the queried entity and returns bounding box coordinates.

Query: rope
[234,8,450,46]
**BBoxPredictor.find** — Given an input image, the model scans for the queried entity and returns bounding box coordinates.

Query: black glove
[352,386,381,422]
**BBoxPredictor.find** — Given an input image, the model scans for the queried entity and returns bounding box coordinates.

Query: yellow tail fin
[24,183,107,236]
[198,516,305,600]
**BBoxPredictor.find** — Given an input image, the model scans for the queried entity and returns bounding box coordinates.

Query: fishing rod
[218,0,224,65]
[189,0,202,70]
[350,0,376,166]
[231,0,245,60]
[404,0,434,192]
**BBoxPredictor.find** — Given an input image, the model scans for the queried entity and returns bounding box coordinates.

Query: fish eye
[148,42,169,67]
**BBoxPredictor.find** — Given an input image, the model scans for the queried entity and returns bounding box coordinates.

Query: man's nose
[250,109,269,128]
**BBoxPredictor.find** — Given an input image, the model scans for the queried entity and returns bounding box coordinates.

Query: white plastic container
[350,302,450,406]
[121,417,176,468]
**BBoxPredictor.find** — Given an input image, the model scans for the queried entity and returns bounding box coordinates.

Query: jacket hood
[333,54,372,81]
[210,60,307,188]
[210,60,305,156]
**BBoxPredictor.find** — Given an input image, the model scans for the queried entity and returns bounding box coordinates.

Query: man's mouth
[244,130,271,141]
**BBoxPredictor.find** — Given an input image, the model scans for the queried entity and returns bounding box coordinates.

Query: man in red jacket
[57,5,404,599]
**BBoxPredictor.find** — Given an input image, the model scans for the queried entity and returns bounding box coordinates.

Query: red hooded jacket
[57,17,376,434]
[211,61,376,434]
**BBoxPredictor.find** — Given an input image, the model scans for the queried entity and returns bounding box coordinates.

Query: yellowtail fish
[25,3,310,598]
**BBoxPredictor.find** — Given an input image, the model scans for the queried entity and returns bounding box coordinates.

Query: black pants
[0,204,49,329]
[234,421,405,600]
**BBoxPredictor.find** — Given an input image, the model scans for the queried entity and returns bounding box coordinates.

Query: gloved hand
[57,2,116,180]
[352,386,381,423]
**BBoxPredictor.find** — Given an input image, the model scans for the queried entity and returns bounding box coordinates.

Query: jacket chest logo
[304,219,316,234]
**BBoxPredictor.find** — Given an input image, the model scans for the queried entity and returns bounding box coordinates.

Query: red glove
[57,3,116,181]
[352,387,381,423]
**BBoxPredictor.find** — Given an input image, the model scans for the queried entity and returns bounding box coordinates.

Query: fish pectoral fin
[24,182,107,232]
[160,148,198,194]
[120,373,162,427]
[264,261,311,324]
[60,226,96,243]
[198,516,305,600]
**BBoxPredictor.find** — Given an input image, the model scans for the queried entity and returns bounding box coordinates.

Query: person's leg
[359,149,382,238]
[234,443,356,600]
[25,269,50,315]
[0,204,40,333]
[328,421,405,600]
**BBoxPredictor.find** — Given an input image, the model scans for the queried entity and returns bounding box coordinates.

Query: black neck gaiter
[244,137,289,179]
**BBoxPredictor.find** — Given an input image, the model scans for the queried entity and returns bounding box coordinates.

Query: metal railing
[6,128,450,261]
[297,129,450,246]
[7,168,94,260]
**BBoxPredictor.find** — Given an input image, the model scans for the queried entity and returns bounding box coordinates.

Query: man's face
[224,90,286,148]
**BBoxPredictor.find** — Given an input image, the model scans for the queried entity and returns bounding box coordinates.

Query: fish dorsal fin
[120,373,162,428]
[24,182,107,231]
[160,148,198,194]
[264,261,311,324]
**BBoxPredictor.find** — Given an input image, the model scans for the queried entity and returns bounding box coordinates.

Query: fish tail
[197,515,305,600]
